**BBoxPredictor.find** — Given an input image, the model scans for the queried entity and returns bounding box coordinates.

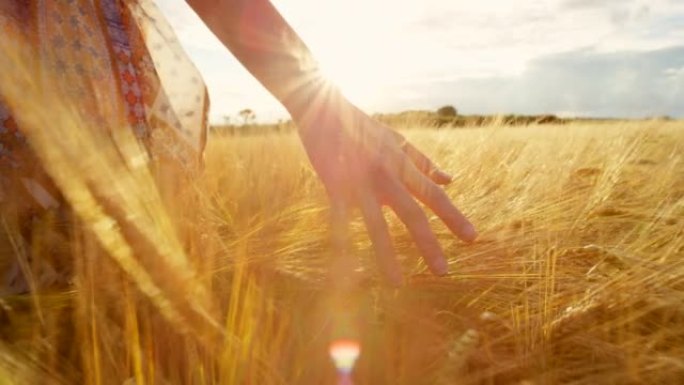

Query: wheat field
[0,119,683,385]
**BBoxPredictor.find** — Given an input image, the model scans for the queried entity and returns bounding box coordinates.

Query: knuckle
[403,203,426,225]
[428,184,450,205]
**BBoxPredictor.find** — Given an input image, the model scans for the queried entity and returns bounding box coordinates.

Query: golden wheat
[1,81,683,385]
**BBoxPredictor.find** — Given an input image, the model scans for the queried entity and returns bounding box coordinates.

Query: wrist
[283,79,349,126]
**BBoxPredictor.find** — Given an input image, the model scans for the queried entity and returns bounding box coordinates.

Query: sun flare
[273,0,419,109]
[317,56,381,106]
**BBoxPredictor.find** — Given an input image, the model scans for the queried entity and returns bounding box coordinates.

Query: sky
[158,0,684,123]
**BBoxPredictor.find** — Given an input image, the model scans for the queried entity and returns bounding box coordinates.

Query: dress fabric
[0,0,209,207]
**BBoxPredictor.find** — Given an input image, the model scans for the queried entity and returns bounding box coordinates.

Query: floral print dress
[0,0,208,208]
[0,0,210,293]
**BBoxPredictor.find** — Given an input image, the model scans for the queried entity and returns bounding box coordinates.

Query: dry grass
[2,112,682,384]
[206,121,684,384]
[0,38,682,382]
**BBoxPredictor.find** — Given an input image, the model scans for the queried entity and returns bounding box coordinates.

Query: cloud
[159,0,684,122]
[392,46,684,118]
[560,0,684,37]
[562,0,614,9]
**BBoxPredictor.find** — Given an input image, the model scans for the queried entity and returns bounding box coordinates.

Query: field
[1,120,683,384]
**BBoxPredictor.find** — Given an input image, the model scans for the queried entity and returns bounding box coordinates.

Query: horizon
[210,110,680,128]
[159,0,684,123]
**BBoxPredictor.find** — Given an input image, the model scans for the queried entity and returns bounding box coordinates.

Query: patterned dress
[0,0,208,296]
[0,0,208,208]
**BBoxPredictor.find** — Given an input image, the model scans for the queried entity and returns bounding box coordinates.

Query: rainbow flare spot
[329,339,361,375]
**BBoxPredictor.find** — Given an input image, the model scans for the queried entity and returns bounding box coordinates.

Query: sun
[273,1,406,110]
[316,52,383,107]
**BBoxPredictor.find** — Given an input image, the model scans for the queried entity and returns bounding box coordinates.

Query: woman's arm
[186,0,477,285]
[185,0,325,120]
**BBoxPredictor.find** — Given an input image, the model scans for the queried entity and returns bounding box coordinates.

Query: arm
[186,0,477,285]
[185,0,327,121]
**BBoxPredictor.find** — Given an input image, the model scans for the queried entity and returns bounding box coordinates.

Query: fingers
[379,176,449,276]
[401,141,453,185]
[400,162,478,243]
[389,130,452,185]
[356,187,403,286]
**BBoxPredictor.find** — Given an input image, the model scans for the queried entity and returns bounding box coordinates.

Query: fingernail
[436,170,453,183]
[434,258,449,276]
[462,224,478,242]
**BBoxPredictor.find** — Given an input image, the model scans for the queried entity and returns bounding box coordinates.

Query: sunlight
[272,0,423,109]
[307,21,397,107]
[316,53,382,107]
[329,339,360,374]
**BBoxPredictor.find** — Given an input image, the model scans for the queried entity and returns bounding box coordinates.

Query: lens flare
[329,339,360,375]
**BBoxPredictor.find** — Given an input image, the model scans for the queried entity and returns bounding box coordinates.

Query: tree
[437,105,458,117]
[238,108,256,125]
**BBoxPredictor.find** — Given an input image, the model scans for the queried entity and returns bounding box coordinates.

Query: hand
[294,89,477,285]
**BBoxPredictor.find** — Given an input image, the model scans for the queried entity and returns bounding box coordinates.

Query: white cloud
[665,66,684,81]
[398,47,684,118]
[158,0,684,121]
